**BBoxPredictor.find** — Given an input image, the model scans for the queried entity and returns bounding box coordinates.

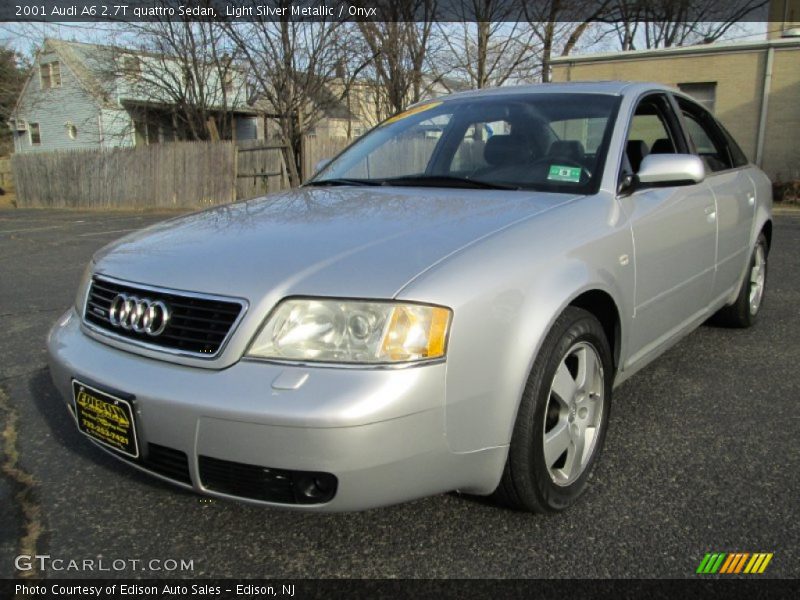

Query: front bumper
[47,310,504,511]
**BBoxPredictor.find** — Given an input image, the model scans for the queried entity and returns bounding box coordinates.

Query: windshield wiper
[305,178,383,187]
[378,175,521,191]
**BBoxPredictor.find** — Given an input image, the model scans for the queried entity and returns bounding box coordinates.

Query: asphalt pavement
[1,207,798,579]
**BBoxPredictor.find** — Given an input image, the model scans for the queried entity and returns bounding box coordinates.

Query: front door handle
[704,205,716,223]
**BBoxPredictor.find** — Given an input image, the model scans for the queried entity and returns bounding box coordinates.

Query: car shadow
[28,368,194,497]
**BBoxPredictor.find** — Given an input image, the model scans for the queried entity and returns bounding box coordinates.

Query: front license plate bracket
[72,380,139,459]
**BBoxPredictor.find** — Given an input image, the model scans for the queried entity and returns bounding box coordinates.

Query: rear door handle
[704,205,716,222]
[747,193,755,206]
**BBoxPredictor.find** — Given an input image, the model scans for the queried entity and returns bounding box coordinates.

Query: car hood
[95,186,577,305]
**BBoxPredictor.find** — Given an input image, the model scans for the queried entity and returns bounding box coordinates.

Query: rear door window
[677,97,736,173]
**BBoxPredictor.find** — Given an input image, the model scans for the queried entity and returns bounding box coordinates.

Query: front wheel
[712,232,768,328]
[494,307,613,513]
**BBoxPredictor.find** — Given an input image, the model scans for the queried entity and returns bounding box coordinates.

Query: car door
[618,93,718,366]
[675,96,755,302]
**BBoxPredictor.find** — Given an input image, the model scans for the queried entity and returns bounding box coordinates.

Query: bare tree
[357,0,438,117]
[112,17,242,143]
[437,1,540,89]
[523,0,613,82]
[606,0,769,50]
[0,44,28,153]
[224,5,370,185]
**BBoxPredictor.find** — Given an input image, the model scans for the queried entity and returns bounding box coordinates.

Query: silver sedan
[48,82,772,512]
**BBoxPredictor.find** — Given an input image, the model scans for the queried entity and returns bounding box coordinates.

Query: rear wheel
[494,307,613,513]
[713,232,768,328]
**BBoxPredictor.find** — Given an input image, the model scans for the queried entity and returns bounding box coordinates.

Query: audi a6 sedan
[48,82,772,512]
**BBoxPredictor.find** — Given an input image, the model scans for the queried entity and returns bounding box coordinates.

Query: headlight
[247,298,452,364]
[74,260,94,313]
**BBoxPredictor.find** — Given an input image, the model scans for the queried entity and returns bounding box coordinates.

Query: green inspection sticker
[547,165,582,183]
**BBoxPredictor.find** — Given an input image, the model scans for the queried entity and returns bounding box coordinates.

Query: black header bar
[1,1,773,23]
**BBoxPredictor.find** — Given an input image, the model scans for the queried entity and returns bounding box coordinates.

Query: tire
[712,232,768,328]
[494,307,613,513]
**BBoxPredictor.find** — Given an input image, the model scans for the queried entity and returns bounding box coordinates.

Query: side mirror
[314,158,331,174]
[637,154,706,187]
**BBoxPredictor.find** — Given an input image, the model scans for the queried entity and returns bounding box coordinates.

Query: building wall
[551,44,800,181]
[112,53,251,113]
[761,47,800,180]
[312,117,369,140]
[768,0,800,38]
[100,108,135,148]
[13,51,104,153]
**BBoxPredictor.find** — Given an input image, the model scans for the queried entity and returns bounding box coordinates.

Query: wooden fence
[11,142,237,209]
[302,136,352,181]
[235,139,289,200]
[8,134,435,209]
[0,156,14,206]
[301,136,441,182]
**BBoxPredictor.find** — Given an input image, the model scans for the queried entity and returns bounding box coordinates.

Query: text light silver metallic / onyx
[47,82,773,512]
[108,294,170,336]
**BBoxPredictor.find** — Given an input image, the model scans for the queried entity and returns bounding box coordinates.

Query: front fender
[396,195,633,460]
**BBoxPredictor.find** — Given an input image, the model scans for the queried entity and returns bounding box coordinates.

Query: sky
[0,20,770,62]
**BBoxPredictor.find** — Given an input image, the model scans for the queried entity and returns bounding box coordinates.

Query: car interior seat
[483,135,532,167]
[625,140,650,173]
[650,138,676,154]
[548,140,586,165]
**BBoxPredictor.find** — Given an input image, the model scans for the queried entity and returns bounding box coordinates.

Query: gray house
[10,39,262,153]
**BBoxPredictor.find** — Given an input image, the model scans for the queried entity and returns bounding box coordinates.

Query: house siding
[100,108,135,147]
[13,51,104,153]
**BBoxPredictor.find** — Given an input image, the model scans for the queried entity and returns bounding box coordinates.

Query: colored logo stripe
[697,552,773,574]
[744,553,773,574]
[697,553,726,574]
[719,553,748,573]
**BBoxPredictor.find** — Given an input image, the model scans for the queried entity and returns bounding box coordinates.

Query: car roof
[433,81,676,103]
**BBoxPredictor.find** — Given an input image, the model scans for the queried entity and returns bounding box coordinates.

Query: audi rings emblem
[108,294,171,336]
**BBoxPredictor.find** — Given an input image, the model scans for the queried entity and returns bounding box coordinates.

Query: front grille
[84,277,245,357]
[144,443,191,484]
[198,455,338,505]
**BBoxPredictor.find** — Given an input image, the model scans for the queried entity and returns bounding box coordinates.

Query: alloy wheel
[749,243,767,315]
[543,341,605,486]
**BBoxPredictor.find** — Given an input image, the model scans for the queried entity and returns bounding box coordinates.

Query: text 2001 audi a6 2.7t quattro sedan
[49,82,771,512]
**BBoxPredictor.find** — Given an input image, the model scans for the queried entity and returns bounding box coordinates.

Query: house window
[134,119,160,146]
[51,61,61,86]
[40,61,61,89]
[29,122,41,145]
[678,82,717,114]
[123,55,141,80]
[223,71,234,94]
[40,64,50,89]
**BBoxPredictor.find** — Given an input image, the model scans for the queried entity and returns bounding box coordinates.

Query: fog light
[293,472,338,504]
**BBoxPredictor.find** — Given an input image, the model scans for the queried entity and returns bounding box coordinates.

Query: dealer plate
[72,380,139,459]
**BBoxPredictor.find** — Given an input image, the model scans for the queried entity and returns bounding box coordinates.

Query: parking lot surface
[1,208,798,579]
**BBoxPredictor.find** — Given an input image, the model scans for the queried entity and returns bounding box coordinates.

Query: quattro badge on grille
[108,294,171,336]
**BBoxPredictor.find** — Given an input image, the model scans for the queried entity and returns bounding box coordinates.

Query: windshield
[310,93,621,194]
